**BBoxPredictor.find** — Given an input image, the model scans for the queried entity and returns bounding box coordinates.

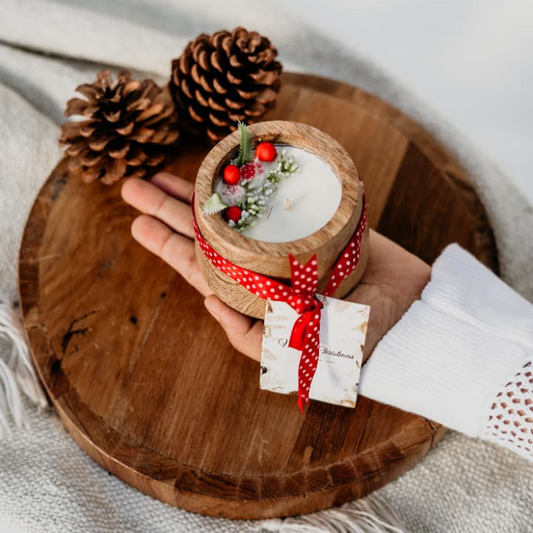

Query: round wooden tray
[18,72,498,520]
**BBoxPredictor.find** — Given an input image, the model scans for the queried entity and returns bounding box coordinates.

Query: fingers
[122,177,194,239]
[150,172,194,202]
[122,173,212,296]
[204,295,263,362]
[131,215,212,297]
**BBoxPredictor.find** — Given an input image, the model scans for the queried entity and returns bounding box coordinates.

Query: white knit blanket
[1,1,532,532]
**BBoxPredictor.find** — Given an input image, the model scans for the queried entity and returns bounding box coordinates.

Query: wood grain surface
[18,72,498,520]
[194,120,367,318]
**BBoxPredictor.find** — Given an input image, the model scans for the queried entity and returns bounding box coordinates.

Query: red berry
[256,142,277,162]
[223,164,240,185]
[225,206,242,223]
[240,163,256,180]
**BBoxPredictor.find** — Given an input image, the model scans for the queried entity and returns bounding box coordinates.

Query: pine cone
[60,70,180,185]
[170,27,282,144]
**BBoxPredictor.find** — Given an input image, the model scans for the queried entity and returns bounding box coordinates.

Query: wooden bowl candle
[193,120,368,319]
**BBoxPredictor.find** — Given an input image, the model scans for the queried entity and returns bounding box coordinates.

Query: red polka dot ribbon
[192,197,367,412]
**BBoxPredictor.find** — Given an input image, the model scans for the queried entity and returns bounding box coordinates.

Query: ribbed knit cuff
[359,244,533,437]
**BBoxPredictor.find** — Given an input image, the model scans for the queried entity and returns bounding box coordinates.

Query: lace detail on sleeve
[482,361,533,460]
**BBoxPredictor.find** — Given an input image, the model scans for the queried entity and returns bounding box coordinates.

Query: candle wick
[283,198,291,210]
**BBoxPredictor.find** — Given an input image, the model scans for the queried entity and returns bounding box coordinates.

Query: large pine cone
[60,70,180,185]
[170,27,282,144]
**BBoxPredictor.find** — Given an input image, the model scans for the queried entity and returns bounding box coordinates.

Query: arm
[122,172,533,461]
[360,244,533,459]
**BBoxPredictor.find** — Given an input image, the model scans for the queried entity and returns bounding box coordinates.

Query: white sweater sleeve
[359,244,533,459]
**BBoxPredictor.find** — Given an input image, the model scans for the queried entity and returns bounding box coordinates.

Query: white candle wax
[241,146,342,243]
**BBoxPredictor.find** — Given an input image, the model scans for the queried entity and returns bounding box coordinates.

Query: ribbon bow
[285,255,324,411]
[192,197,367,412]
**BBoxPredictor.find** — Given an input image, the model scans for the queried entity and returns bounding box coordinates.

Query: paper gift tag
[260,295,370,408]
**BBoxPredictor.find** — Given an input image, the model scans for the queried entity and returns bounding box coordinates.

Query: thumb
[204,295,263,362]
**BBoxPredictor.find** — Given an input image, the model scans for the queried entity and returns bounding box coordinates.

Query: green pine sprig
[237,121,255,166]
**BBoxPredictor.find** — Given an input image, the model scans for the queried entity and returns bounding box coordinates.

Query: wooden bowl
[194,120,369,318]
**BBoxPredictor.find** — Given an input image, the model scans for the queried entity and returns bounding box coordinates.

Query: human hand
[121,172,431,363]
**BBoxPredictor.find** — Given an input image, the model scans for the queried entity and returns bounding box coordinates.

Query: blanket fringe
[0,301,48,437]
[260,493,409,533]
